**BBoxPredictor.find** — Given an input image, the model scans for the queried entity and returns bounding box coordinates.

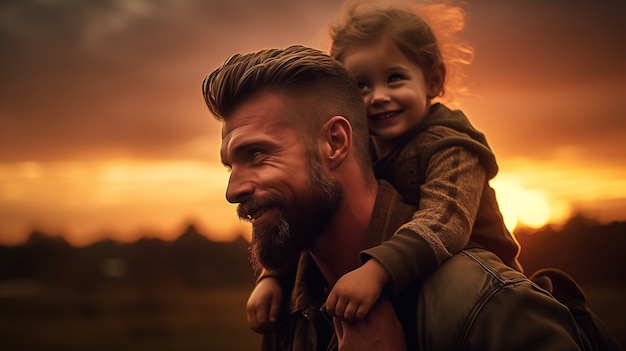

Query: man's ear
[427,63,446,98]
[319,116,352,171]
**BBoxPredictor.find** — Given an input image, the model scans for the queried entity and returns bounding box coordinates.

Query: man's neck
[308,179,378,286]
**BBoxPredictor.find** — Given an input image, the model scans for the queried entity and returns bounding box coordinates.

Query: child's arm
[325,259,391,322]
[365,145,486,295]
[246,275,283,333]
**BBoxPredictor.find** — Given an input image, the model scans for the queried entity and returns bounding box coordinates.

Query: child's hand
[325,259,391,323]
[246,276,283,333]
[333,296,406,351]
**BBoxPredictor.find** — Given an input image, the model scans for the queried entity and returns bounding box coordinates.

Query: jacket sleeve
[466,280,585,350]
[362,145,485,294]
[417,249,585,351]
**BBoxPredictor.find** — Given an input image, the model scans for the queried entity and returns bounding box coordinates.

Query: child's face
[341,38,437,143]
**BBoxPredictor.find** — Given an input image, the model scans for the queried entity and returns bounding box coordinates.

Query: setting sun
[491,175,569,231]
[0,0,624,249]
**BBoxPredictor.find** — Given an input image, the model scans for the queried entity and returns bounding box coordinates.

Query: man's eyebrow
[224,139,277,162]
[242,139,278,152]
[230,141,256,156]
[219,142,233,168]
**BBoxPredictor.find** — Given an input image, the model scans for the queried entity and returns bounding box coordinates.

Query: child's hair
[329,0,473,106]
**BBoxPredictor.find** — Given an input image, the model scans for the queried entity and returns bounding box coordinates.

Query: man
[202,45,585,350]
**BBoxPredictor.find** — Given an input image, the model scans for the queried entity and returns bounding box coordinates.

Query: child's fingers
[333,298,348,320]
[269,290,282,323]
[250,306,275,333]
[248,304,265,331]
[355,303,370,321]
[333,317,344,339]
[343,302,359,323]
[246,299,256,325]
[247,296,273,333]
[325,292,338,316]
[247,305,261,331]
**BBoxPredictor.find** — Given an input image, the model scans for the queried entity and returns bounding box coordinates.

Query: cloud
[80,0,158,51]
[0,0,623,165]
[460,0,626,163]
[1,0,625,245]
[0,0,342,163]
[0,0,178,52]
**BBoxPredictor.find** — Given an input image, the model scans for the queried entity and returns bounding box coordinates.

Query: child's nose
[370,87,391,105]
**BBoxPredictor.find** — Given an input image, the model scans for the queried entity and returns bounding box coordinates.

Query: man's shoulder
[418,248,545,328]
[423,248,531,294]
[415,248,590,350]
[414,248,551,348]
[455,248,528,284]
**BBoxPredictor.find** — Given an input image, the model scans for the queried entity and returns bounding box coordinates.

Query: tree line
[1,214,625,291]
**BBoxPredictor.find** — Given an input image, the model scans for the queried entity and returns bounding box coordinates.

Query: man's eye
[248,150,262,162]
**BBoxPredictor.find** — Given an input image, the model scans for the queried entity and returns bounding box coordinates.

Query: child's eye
[388,74,404,83]
[357,81,370,92]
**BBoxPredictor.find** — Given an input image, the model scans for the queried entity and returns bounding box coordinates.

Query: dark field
[0,284,262,351]
[0,283,624,350]
[2,219,625,350]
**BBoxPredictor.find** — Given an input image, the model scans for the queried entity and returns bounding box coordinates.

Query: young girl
[246,2,523,330]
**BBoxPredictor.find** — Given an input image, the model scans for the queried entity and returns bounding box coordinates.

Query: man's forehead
[221,92,289,133]
[219,89,312,154]
[219,101,297,160]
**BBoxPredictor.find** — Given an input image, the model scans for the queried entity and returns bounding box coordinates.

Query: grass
[0,284,262,351]
[582,283,626,348]
[0,282,623,350]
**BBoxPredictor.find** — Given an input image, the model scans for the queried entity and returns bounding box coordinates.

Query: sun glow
[2,156,624,246]
[0,160,248,246]
[491,176,567,231]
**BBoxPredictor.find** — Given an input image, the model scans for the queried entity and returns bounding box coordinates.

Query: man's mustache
[236,194,283,222]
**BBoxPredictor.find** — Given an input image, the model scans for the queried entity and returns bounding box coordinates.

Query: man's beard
[238,160,343,272]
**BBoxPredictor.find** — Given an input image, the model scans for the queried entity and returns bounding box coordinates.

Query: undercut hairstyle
[202,45,372,173]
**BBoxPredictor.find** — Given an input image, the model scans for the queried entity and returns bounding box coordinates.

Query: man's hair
[202,44,372,173]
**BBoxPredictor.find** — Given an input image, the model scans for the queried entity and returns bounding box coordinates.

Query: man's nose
[225,167,254,203]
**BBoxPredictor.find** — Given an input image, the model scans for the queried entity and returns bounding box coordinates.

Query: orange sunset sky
[1,0,625,246]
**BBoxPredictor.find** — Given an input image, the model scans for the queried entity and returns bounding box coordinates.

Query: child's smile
[340,37,438,152]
